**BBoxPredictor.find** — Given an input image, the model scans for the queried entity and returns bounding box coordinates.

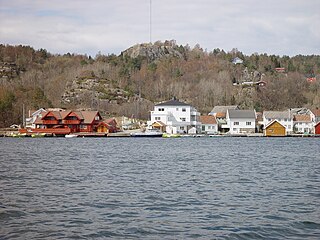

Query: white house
[263,110,293,134]
[293,114,314,134]
[232,57,243,64]
[200,115,218,134]
[25,108,47,128]
[208,105,239,132]
[25,108,65,128]
[223,109,256,134]
[148,98,201,134]
[310,108,320,123]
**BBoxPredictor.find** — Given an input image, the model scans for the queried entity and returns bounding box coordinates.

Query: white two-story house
[223,109,256,134]
[148,98,201,134]
[293,114,314,134]
[263,110,293,134]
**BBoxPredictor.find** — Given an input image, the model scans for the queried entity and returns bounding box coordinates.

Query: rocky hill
[121,40,185,62]
[0,42,319,127]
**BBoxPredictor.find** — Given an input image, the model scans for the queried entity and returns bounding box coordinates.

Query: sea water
[0,137,319,239]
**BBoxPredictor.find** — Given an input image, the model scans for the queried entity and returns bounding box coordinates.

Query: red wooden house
[27,110,115,134]
[315,122,320,135]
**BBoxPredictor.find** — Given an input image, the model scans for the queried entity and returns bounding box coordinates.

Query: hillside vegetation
[0,41,319,127]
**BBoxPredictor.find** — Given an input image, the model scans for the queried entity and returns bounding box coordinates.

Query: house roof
[155,99,190,107]
[293,114,311,122]
[265,119,286,129]
[200,115,217,124]
[311,108,320,117]
[215,112,226,118]
[210,105,239,114]
[228,109,256,119]
[152,121,166,127]
[104,118,117,126]
[290,108,310,115]
[78,111,99,124]
[263,110,291,119]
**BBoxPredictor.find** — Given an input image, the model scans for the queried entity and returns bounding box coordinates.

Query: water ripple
[0,137,319,239]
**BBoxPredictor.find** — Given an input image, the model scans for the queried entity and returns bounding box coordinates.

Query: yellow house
[151,121,166,132]
[264,120,286,136]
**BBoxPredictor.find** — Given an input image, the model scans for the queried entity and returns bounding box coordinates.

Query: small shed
[264,120,286,136]
[152,121,166,132]
[315,122,320,135]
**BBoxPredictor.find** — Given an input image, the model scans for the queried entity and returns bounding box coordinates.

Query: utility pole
[22,104,25,128]
[150,0,152,43]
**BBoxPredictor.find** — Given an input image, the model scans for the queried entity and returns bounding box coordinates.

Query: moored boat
[65,134,78,138]
[11,133,27,138]
[162,133,181,138]
[130,129,163,137]
[31,133,46,138]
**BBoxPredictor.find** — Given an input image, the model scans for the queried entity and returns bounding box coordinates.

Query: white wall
[228,118,256,134]
[263,117,293,133]
[150,104,200,133]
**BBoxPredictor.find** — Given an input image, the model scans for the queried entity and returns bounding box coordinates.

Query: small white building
[200,115,218,134]
[263,110,293,134]
[293,114,314,134]
[223,109,256,134]
[232,57,243,64]
[148,98,201,134]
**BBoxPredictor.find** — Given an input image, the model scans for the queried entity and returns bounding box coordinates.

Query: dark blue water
[0,137,319,239]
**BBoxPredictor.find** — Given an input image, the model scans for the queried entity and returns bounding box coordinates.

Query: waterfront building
[222,109,256,134]
[263,110,293,134]
[26,110,117,135]
[148,98,201,134]
[264,120,286,136]
[293,114,313,134]
[208,105,239,132]
[310,108,320,123]
[315,122,320,135]
[199,115,218,135]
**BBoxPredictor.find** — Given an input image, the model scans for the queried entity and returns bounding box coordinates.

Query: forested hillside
[0,41,319,127]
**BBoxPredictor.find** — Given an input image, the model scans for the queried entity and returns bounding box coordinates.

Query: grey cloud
[0,0,319,56]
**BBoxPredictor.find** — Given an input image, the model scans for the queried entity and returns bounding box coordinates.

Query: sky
[1,0,319,57]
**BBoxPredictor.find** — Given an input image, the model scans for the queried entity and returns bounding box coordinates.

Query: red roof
[294,114,311,122]
[200,115,217,125]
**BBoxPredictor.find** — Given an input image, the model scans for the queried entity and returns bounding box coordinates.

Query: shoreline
[1,129,319,138]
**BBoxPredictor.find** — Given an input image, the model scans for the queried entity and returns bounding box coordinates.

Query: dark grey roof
[155,99,190,107]
[228,109,256,119]
[210,105,239,114]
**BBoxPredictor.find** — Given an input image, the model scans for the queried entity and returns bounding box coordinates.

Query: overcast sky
[1,0,319,57]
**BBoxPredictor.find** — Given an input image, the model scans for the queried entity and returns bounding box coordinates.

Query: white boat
[130,129,163,137]
[65,134,78,138]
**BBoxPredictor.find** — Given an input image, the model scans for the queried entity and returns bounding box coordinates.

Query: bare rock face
[121,41,184,61]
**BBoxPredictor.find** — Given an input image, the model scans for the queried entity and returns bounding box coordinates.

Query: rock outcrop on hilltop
[121,40,185,62]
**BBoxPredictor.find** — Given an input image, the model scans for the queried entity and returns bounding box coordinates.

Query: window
[155,117,160,121]
[182,108,186,112]
[202,126,205,131]
[158,108,164,111]
[208,126,211,129]
[234,122,239,125]
[176,108,179,111]
[180,118,186,122]
[246,122,251,126]
[80,125,87,129]
[95,115,100,120]
[180,126,185,130]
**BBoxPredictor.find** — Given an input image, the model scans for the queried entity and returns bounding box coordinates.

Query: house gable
[265,120,286,136]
